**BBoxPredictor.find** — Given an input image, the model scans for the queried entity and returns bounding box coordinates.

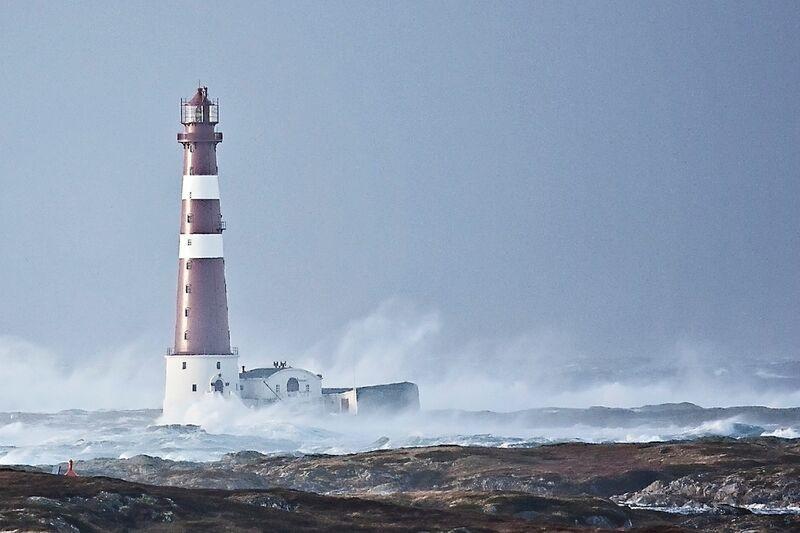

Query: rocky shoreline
[4,437,800,531]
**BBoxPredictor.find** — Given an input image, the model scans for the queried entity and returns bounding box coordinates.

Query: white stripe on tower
[181,175,220,199]
[179,234,224,258]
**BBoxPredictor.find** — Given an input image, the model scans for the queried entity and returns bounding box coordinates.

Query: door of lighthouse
[213,379,224,393]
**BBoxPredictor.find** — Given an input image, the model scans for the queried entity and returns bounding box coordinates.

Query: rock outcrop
[8,437,800,531]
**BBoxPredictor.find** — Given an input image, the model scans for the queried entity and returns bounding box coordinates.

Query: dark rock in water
[637,402,704,412]
[371,436,391,448]
[728,422,765,438]
[430,403,800,431]
[147,423,204,433]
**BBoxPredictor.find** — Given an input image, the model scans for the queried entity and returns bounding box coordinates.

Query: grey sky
[1,2,798,403]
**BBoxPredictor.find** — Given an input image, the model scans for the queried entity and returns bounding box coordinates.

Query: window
[305,384,310,392]
[216,361,221,370]
[192,384,197,392]
[183,330,189,340]
[184,307,190,317]
[182,361,187,370]
[185,284,191,293]
[187,238,192,246]
[186,260,192,270]
[275,384,280,393]
[186,213,193,223]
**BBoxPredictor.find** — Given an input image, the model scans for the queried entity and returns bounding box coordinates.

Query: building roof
[321,382,417,396]
[189,86,211,106]
[240,367,287,380]
[322,387,353,395]
[356,382,416,392]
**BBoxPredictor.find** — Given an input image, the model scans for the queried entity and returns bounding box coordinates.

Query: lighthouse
[163,86,239,417]
[159,87,420,418]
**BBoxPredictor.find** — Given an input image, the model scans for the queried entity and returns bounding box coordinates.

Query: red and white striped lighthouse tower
[163,86,239,416]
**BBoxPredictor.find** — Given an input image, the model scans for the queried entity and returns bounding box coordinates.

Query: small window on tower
[187,213,193,223]
[183,330,189,340]
[185,284,191,293]
[184,307,190,317]
[192,384,197,392]
[187,238,192,246]
[182,361,187,370]
[186,260,192,270]
[216,361,221,370]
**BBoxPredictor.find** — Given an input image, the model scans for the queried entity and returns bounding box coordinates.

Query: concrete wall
[322,389,358,414]
[163,354,240,417]
[321,382,420,415]
[355,382,419,415]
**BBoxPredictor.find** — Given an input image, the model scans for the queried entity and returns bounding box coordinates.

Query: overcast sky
[1,2,798,406]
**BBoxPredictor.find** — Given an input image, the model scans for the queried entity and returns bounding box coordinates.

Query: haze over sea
[3,298,800,467]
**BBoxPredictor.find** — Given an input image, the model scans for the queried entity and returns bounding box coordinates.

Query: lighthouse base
[163,354,240,418]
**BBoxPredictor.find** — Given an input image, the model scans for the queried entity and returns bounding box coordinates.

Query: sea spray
[2,403,800,466]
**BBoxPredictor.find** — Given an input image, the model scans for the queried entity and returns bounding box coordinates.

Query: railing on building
[177,132,223,143]
[166,346,239,356]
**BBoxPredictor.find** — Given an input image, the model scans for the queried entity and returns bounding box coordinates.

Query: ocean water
[1,398,799,466]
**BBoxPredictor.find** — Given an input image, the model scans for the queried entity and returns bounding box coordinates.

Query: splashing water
[2,399,799,466]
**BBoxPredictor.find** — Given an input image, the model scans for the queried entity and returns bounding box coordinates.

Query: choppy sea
[1,400,798,466]
[0,400,800,465]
